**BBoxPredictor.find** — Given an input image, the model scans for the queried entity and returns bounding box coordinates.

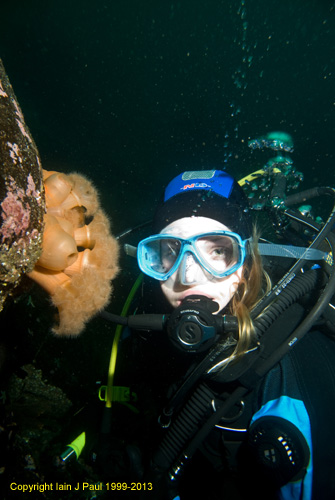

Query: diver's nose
[178,252,208,285]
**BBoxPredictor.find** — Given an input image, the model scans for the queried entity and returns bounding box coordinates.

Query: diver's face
[160,217,243,311]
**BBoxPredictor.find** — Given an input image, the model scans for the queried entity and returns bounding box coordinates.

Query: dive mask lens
[194,234,241,275]
[137,235,183,280]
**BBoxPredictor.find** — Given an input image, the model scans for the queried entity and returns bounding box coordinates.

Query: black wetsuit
[99,271,335,500]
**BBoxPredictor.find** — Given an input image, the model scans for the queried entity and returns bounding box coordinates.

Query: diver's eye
[212,246,229,257]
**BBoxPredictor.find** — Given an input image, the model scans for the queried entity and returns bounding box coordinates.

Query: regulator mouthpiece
[166,295,221,353]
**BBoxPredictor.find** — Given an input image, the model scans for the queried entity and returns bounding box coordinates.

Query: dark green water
[1,0,335,232]
[1,1,335,493]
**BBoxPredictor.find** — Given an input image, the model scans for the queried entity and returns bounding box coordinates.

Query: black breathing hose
[285,186,335,206]
[254,231,335,378]
[253,270,321,338]
[251,187,335,319]
[153,383,215,471]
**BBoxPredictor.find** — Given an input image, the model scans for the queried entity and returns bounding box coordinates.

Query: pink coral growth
[26,173,41,202]
[1,191,30,241]
[0,175,34,242]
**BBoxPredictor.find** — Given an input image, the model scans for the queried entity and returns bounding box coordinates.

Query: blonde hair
[225,227,271,363]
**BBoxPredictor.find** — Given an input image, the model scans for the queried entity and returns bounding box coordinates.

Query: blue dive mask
[137,231,249,282]
[136,231,331,284]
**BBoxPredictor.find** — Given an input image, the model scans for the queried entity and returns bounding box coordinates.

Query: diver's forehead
[160,216,230,237]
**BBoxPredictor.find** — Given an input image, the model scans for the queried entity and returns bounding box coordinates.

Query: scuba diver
[98,167,335,500]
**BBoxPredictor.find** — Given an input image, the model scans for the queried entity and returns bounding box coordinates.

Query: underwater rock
[6,364,72,472]
[0,60,120,335]
[0,59,46,312]
[3,365,73,495]
[8,364,72,423]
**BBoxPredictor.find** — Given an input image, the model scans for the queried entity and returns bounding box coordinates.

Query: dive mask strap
[258,243,331,262]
